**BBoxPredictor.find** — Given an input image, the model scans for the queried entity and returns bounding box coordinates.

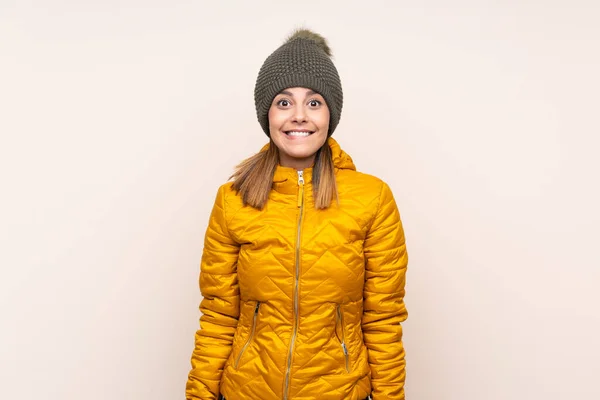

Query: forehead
[276,87,321,97]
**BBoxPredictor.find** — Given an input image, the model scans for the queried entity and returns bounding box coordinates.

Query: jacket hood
[327,137,356,171]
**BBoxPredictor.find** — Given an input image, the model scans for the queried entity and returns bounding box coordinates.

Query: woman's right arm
[186,184,240,400]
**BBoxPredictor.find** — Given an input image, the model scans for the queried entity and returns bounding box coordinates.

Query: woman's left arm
[362,181,409,400]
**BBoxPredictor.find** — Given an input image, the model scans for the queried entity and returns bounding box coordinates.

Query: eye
[277,99,291,107]
[308,99,322,107]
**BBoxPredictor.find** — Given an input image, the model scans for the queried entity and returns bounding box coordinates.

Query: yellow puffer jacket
[186,138,408,400]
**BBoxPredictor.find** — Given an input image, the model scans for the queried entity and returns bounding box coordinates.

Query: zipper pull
[254,302,260,313]
[297,170,304,208]
[341,342,348,355]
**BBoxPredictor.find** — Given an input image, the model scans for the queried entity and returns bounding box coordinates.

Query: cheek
[268,110,285,139]
[268,108,285,127]
[317,110,330,130]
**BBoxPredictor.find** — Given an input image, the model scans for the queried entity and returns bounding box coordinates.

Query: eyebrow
[278,90,318,97]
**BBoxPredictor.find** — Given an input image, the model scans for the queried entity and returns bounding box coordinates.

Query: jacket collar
[259,137,356,195]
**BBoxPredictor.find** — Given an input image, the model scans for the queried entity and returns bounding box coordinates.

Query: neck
[278,155,316,170]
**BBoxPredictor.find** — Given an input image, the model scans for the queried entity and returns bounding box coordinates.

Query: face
[268,87,330,169]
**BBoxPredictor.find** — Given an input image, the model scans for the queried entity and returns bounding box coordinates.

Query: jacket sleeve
[362,182,409,400]
[186,184,240,400]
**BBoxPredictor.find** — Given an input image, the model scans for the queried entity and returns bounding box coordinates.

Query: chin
[288,152,315,159]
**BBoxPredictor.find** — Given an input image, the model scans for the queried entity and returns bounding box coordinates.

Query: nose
[292,104,307,123]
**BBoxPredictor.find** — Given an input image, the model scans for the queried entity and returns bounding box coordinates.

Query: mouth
[284,130,315,137]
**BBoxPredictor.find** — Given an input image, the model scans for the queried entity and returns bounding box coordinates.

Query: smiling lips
[285,130,315,137]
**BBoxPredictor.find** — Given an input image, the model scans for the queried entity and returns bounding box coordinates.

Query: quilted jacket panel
[186,138,408,400]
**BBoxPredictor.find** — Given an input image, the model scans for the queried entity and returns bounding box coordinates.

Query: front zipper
[234,301,260,369]
[336,304,350,373]
[283,170,305,400]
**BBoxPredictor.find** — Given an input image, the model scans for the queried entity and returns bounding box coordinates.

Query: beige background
[1,1,599,399]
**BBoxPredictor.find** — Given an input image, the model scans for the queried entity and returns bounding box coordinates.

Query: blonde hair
[230,140,338,210]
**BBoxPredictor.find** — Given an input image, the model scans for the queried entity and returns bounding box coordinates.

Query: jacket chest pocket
[335,304,351,373]
[234,301,260,369]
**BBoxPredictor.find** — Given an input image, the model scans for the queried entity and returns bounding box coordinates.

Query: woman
[186,29,408,400]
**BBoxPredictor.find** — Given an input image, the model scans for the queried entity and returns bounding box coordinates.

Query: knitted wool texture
[254,29,343,137]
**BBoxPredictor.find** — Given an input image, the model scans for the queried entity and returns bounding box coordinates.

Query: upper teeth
[287,131,311,137]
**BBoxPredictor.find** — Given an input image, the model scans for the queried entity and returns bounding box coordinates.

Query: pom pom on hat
[285,28,332,57]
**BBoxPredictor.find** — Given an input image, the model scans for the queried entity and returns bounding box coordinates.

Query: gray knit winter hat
[254,29,343,137]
